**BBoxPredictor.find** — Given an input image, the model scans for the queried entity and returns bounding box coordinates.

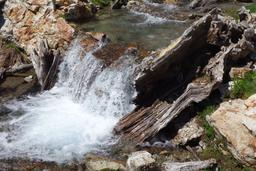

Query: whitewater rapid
[0,40,137,162]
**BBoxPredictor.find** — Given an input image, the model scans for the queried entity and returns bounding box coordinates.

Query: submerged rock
[208,94,256,166]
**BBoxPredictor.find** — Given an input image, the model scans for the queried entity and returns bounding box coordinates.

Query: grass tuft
[230,71,256,99]
[246,3,256,13]
[90,0,113,6]
[198,106,216,139]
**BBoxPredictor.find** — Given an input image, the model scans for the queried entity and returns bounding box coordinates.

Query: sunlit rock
[85,153,126,171]
[208,95,256,166]
[171,118,204,146]
[127,151,156,171]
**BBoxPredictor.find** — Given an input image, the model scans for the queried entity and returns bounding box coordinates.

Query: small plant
[246,3,256,13]
[90,0,113,6]
[3,40,24,54]
[230,71,256,99]
[224,8,239,20]
[198,105,216,139]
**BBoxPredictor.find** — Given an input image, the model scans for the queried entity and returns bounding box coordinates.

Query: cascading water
[0,40,137,162]
[129,0,179,25]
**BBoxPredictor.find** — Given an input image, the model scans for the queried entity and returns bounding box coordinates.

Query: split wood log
[31,39,54,87]
[6,63,33,73]
[0,67,5,80]
[41,50,61,90]
[30,38,60,90]
[162,159,216,171]
[115,27,255,143]
[134,11,214,104]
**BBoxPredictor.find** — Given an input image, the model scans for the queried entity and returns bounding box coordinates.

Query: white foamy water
[131,10,169,25]
[143,0,176,10]
[0,40,137,162]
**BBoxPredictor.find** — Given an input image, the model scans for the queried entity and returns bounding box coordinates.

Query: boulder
[65,1,96,21]
[85,153,126,171]
[127,151,156,171]
[1,0,75,88]
[208,94,256,166]
[229,67,252,79]
[171,118,204,146]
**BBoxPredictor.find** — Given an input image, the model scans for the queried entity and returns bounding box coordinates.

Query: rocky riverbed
[1,0,256,170]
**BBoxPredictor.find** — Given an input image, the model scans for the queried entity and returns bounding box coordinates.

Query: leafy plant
[230,71,256,99]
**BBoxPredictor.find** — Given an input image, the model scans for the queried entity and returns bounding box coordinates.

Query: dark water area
[79,9,190,51]
[0,14,4,28]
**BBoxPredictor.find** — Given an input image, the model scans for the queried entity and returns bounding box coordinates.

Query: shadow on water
[0,3,5,28]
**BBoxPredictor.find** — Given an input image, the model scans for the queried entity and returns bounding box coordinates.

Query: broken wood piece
[162,159,216,171]
[6,63,33,73]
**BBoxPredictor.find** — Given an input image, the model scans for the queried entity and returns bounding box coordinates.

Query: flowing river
[0,3,189,163]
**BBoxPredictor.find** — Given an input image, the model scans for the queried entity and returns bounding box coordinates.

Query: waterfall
[0,40,137,162]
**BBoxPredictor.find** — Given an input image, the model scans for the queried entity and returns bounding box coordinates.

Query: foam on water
[130,10,169,25]
[143,0,176,10]
[0,40,137,162]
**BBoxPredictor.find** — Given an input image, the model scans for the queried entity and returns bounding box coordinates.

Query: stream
[0,4,189,163]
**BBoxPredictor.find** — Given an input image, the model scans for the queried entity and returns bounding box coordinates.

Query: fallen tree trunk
[162,159,216,171]
[134,11,214,105]
[115,10,256,143]
[6,63,33,73]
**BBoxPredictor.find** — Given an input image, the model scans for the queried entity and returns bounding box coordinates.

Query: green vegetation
[199,137,255,171]
[223,7,239,20]
[91,0,113,6]
[197,104,255,171]
[246,3,256,13]
[4,40,23,54]
[230,71,256,99]
[198,105,216,139]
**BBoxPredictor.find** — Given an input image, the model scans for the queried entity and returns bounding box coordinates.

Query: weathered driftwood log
[41,50,61,90]
[112,0,128,9]
[6,63,33,73]
[162,159,216,171]
[134,11,214,104]
[30,39,60,90]
[115,11,255,143]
